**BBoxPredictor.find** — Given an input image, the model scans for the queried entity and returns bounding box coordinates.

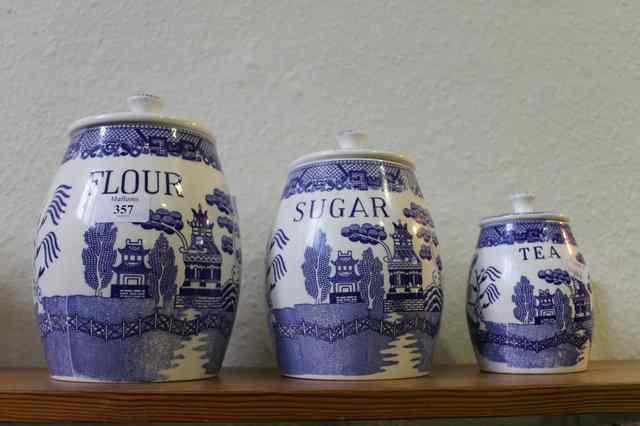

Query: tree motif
[269,228,290,251]
[405,203,439,261]
[82,223,117,296]
[467,255,501,325]
[35,232,61,272]
[217,216,235,234]
[34,184,72,310]
[210,197,236,256]
[38,184,72,230]
[512,275,535,324]
[340,223,391,259]
[301,230,332,304]
[149,234,178,309]
[424,285,443,312]
[135,209,187,250]
[221,235,234,254]
[538,268,576,298]
[403,202,435,227]
[205,188,233,215]
[419,244,432,261]
[357,248,384,313]
[266,229,289,309]
[222,261,241,312]
[553,289,573,331]
[538,269,571,286]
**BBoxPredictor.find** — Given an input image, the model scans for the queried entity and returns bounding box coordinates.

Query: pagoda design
[174,205,223,309]
[534,289,556,324]
[573,278,592,321]
[110,239,153,299]
[384,221,424,312]
[329,250,362,304]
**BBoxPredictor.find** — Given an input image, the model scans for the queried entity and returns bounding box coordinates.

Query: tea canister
[466,193,593,374]
[33,95,241,382]
[266,131,443,380]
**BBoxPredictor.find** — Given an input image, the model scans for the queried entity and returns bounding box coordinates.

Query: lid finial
[511,193,535,213]
[336,129,367,150]
[127,94,163,113]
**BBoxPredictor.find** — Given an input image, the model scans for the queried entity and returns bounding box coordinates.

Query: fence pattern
[272,316,439,343]
[471,329,591,352]
[38,311,233,341]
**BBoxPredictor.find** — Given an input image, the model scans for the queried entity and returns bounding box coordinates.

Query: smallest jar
[466,193,593,374]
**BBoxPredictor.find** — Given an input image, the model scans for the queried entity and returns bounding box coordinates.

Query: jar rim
[68,113,216,142]
[68,95,216,142]
[479,212,570,226]
[288,148,415,170]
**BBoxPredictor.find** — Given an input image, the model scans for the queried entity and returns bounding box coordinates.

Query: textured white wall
[1,0,639,378]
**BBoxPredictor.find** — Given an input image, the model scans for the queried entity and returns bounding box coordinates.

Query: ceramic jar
[266,131,443,380]
[466,193,593,374]
[33,95,241,382]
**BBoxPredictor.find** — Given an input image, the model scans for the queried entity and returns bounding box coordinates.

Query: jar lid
[67,94,215,141]
[288,130,415,170]
[479,193,569,226]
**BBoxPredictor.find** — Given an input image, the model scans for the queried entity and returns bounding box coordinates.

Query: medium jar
[33,95,241,382]
[266,131,443,380]
[466,194,593,373]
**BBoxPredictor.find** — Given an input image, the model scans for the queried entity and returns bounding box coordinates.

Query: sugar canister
[266,131,443,379]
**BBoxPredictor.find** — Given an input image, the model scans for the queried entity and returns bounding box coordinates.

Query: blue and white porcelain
[467,193,593,374]
[266,131,443,380]
[33,95,241,382]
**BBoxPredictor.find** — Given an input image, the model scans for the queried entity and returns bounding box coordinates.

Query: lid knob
[127,94,163,113]
[511,193,536,213]
[336,130,367,149]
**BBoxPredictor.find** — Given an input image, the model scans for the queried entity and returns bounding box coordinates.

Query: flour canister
[266,131,443,380]
[466,193,593,374]
[33,95,241,382]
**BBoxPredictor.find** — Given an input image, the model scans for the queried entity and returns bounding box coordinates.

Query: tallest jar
[267,131,443,380]
[33,95,241,382]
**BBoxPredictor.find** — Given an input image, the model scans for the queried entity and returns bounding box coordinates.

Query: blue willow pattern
[282,159,423,199]
[63,124,221,171]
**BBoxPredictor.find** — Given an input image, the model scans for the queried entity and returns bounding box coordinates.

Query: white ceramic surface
[466,194,593,374]
[267,131,443,380]
[33,96,241,382]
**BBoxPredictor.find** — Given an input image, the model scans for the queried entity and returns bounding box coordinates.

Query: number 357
[113,204,134,215]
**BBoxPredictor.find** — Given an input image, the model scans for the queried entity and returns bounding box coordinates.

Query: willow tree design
[207,189,239,256]
[467,255,502,327]
[341,223,390,258]
[38,184,72,230]
[82,222,118,296]
[266,228,290,308]
[207,188,240,311]
[206,188,234,215]
[357,247,385,313]
[538,268,575,297]
[403,202,442,269]
[512,275,535,324]
[302,229,333,304]
[553,290,574,331]
[135,208,187,251]
[149,233,178,309]
[34,184,72,309]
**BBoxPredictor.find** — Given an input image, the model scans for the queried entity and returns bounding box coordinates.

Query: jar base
[477,363,589,375]
[282,371,431,381]
[50,374,218,383]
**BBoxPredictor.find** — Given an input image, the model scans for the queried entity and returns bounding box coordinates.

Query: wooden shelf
[0,361,639,423]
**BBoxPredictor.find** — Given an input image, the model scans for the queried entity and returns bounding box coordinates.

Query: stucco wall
[1,0,639,423]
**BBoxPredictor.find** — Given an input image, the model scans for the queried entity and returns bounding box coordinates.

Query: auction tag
[93,194,150,223]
